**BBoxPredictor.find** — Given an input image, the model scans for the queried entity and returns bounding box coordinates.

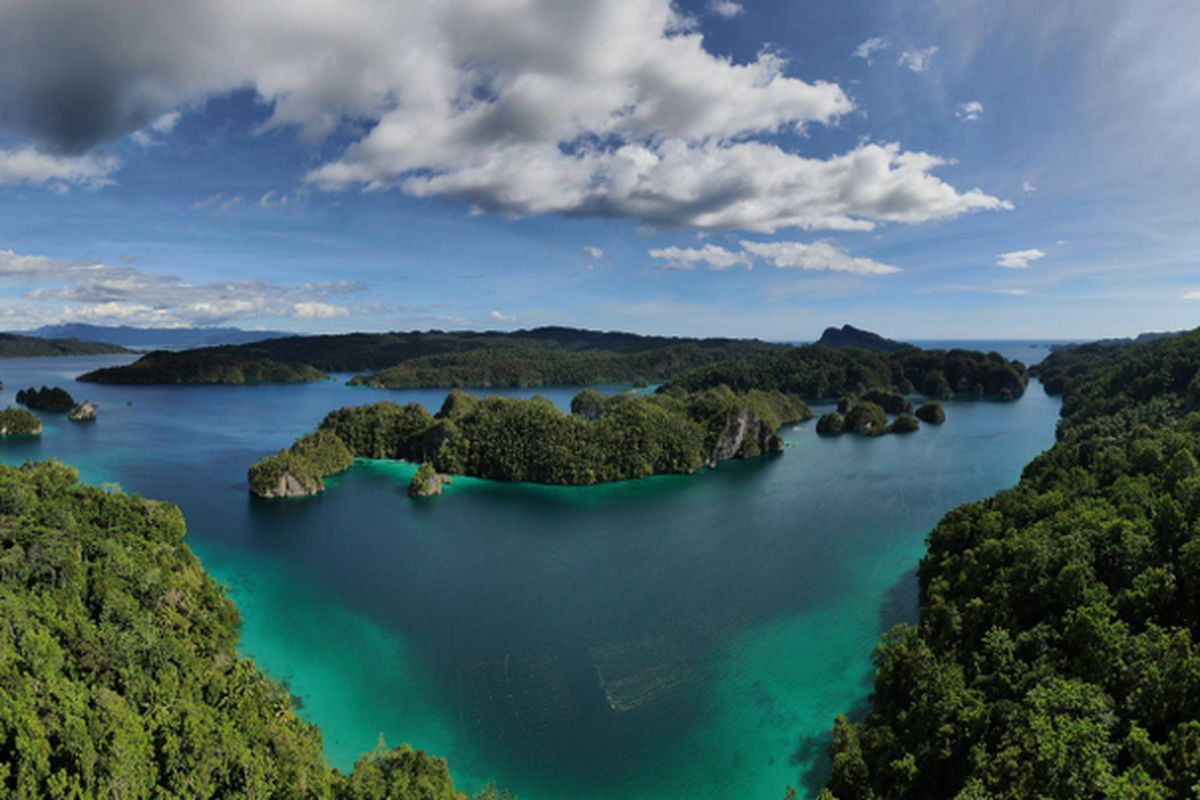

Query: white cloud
[0,147,118,189]
[1023,180,1037,193]
[898,46,939,73]
[1183,291,1200,301]
[0,248,358,326]
[739,240,900,275]
[150,111,181,134]
[853,37,888,63]
[955,101,983,121]
[991,288,1028,296]
[489,309,517,323]
[259,190,292,209]
[996,248,1047,269]
[583,245,604,260]
[0,0,1007,233]
[706,0,743,18]
[649,244,751,271]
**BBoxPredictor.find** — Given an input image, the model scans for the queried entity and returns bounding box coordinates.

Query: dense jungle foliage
[15,385,76,411]
[822,328,1200,799]
[0,461,504,798]
[664,346,1027,401]
[0,407,42,435]
[250,386,810,493]
[78,327,782,385]
[347,343,760,389]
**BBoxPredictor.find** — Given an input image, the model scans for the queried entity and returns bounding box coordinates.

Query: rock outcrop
[68,401,97,422]
[709,407,784,462]
[408,463,451,497]
[255,470,322,499]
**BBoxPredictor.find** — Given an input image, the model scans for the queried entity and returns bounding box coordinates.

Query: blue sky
[1,0,1198,340]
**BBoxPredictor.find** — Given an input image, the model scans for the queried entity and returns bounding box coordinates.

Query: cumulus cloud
[955,101,984,121]
[0,248,358,326]
[0,0,1007,232]
[489,309,517,323]
[651,239,899,275]
[0,147,118,189]
[583,245,604,259]
[739,240,900,275]
[706,1,743,18]
[853,37,889,63]
[1023,180,1037,193]
[898,46,939,73]
[649,244,751,271]
[996,248,1047,269]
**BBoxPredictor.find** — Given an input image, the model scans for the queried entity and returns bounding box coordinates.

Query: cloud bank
[0,0,1007,232]
[0,248,359,327]
[650,240,900,275]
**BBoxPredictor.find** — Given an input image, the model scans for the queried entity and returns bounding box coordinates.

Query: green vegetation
[348,343,771,389]
[251,386,811,493]
[80,350,329,384]
[663,345,1027,401]
[824,327,1200,798]
[0,332,129,358]
[914,401,946,424]
[78,326,782,385]
[0,407,42,435]
[0,460,488,798]
[888,414,920,434]
[844,401,887,434]
[248,430,354,497]
[409,462,447,498]
[15,385,76,411]
[816,412,845,436]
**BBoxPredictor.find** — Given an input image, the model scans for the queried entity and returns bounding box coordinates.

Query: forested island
[77,327,783,385]
[663,345,1027,400]
[0,406,42,435]
[0,332,129,358]
[821,328,1200,798]
[249,386,811,497]
[0,461,506,798]
[15,385,76,411]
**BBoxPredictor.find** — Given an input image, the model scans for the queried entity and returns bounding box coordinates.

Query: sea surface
[0,349,1062,799]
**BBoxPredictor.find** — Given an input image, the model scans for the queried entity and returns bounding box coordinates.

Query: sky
[1,0,1198,341]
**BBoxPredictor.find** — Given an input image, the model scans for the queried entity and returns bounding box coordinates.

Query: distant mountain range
[815,324,911,352]
[18,324,293,350]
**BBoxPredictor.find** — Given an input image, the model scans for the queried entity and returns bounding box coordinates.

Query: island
[77,326,784,385]
[0,331,130,358]
[0,407,43,435]
[15,385,77,411]
[0,460,486,799]
[68,400,98,422]
[248,386,812,497]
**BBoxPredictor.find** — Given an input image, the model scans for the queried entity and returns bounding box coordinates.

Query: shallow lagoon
[0,352,1060,799]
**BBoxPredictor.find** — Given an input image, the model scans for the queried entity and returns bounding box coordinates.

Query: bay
[0,352,1060,799]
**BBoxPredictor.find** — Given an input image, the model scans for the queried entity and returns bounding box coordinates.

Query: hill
[824,327,1200,798]
[0,460,492,798]
[77,327,785,385]
[0,332,130,358]
[815,324,910,352]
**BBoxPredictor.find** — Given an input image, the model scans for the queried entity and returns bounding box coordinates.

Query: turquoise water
[0,355,1061,799]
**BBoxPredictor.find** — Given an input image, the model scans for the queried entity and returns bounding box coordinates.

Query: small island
[0,332,129,358]
[249,386,812,498]
[68,400,98,422]
[0,407,43,436]
[15,385,76,411]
